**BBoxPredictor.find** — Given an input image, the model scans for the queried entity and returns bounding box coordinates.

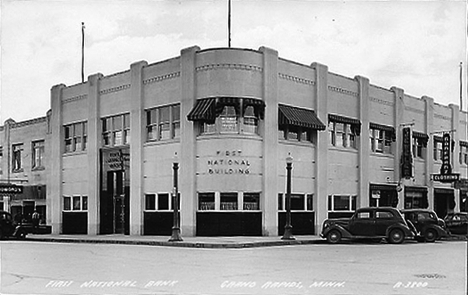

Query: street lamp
[169,152,183,242]
[282,153,296,240]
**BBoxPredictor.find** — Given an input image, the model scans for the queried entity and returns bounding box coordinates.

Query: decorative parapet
[8,116,47,129]
[99,84,131,95]
[143,72,181,85]
[63,94,88,104]
[278,73,315,86]
[369,96,395,107]
[196,63,263,72]
[328,85,358,97]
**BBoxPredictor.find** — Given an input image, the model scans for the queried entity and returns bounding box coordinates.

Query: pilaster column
[129,61,148,235]
[391,87,405,209]
[312,62,328,235]
[356,76,370,207]
[423,96,435,209]
[180,46,200,236]
[449,103,460,212]
[49,84,66,234]
[87,73,103,235]
[260,46,278,236]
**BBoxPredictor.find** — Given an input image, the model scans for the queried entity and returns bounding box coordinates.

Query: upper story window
[434,136,443,161]
[278,105,324,143]
[102,114,130,147]
[187,97,265,136]
[64,121,87,153]
[412,132,428,159]
[460,142,468,165]
[32,140,45,170]
[328,115,360,149]
[12,143,23,172]
[146,104,180,142]
[369,123,395,154]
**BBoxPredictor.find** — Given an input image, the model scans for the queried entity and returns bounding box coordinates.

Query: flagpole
[81,22,85,83]
[228,0,231,47]
[460,62,463,111]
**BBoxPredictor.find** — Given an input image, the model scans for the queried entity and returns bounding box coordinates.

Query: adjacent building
[0,116,50,224]
[2,45,468,236]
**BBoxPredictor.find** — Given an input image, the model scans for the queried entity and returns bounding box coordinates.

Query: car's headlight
[323,221,331,229]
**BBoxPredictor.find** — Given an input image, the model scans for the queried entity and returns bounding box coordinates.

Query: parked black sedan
[444,212,468,235]
[321,207,415,244]
[400,209,449,242]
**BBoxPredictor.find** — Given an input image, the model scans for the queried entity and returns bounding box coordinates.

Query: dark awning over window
[370,183,397,191]
[278,104,326,130]
[187,98,216,124]
[412,131,428,140]
[461,141,468,147]
[187,97,266,123]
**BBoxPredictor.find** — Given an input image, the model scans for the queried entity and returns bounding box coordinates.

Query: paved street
[0,240,466,295]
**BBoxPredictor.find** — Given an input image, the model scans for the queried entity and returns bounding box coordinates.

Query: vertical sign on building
[401,127,413,178]
[440,133,452,174]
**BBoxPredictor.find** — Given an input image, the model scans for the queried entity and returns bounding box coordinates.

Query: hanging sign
[432,133,459,182]
[401,127,413,178]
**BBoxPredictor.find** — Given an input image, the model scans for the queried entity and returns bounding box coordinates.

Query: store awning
[187,98,216,124]
[278,104,326,130]
[412,131,429,141]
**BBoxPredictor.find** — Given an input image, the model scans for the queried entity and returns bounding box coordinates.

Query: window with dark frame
[220,192,238,210]
[243,193,260,210]
[278,193,314,211]
[146,104,180,142]
[370,128,393,154]
[64,121,88,153]
[198,193,215,210]
[32,140,45,169]
[434,136,443,161]
[329,121,358,148]
[12,143,23,172]
[63,195,88,211]
[328,195,357,212]
[145,194,156,211]
[102,114,130,147]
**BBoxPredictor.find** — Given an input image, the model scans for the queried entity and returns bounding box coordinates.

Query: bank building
[1,45,467,237]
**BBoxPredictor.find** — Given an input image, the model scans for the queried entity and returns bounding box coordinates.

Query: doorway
[101,170,129,234]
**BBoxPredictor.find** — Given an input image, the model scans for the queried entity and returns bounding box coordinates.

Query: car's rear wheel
[327,230,342,244]
[388,229,405,244]
[424,229,437,243]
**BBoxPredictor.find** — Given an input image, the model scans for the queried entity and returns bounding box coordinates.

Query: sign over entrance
[0,184,23,194]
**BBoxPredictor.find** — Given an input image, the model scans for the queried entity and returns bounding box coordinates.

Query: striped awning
[278,105,326,130]
[187,98,216,123]
[328,114,361,135]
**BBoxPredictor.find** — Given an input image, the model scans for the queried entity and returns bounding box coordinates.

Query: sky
[0,0,467,123]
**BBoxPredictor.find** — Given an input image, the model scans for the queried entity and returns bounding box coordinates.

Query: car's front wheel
[388,229,405,244]
[424,229,437,243]
[327,229,342,244]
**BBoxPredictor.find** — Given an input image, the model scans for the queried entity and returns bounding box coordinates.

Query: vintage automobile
[444,212,468,235]
[321,207,415,244]
[400,209,449,242]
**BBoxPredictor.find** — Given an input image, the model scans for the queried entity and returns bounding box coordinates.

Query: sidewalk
[24,234,325,249]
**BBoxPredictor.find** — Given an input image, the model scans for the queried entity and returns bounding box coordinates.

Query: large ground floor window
[197,192,260,211]
[328,194,357,218]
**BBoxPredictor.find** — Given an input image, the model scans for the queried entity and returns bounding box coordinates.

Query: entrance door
[113,195,125,234]
[103,171,129,234]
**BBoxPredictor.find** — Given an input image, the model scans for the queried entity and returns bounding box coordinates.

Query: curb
[23,237,326,248]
